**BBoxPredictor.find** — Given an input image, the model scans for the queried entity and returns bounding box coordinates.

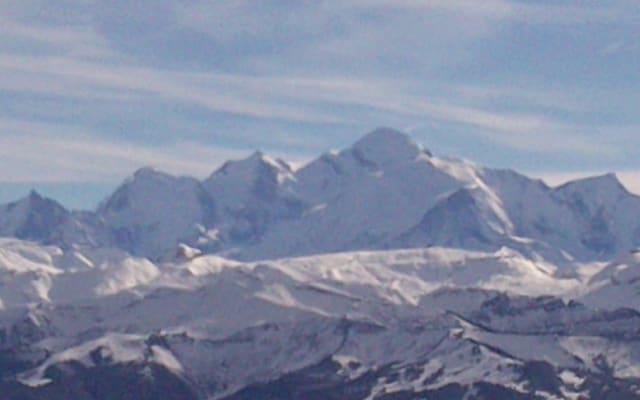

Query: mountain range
[3,127,640,264]
[1,128,640,399]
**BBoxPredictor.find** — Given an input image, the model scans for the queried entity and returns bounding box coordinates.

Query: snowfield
[1,128,640,399]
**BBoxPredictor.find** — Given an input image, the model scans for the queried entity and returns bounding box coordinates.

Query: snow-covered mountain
[580,250,640,311]
[0,239,638,399]
[202,151,303,252]
[2,127,640,399]
[241,129,463,260]
[3,127,639,264]
[96,167,216,258]
[0,191,71,244]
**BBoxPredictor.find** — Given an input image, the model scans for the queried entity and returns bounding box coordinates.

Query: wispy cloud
[249,78,620,156]
[346,0,513,18]
[0,120,248,182]
[510,1,638,25]
[350,0,633,25]
[0,47,624,158]
[0,54,354,124]
[0,0,637,189]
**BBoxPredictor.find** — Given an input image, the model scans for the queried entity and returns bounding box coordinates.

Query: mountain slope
[553,173,640,257]
[202,151,303,251]
[580,251,640,310]
[0,238,638,399]
[4,127,640,399]
[0,191,71,244]
[2,127,639,265]
[239,128,463,260]
[96,167,216,258]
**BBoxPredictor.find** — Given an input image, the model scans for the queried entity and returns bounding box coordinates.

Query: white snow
[3,128,640,398]
[97,167,212,258]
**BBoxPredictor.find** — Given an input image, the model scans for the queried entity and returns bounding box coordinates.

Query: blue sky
[0,0,639,209]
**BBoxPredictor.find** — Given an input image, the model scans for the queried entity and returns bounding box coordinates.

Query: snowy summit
[1,128,640,399]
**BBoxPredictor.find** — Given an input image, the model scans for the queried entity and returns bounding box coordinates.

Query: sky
[0,0,639,209]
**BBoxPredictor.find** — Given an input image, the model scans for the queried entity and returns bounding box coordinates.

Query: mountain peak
[209,150,292,183]
[248,150,265,160]
[27,189,43,200]
[15,189,62,210]
[131,166,174,182]
[246,150,291,172]
[100,166,201,216]
[353,127,414,149]
[556,172,629,195]
[0,189,69,243]
[350,127,426,166]
[587,172,623,185]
